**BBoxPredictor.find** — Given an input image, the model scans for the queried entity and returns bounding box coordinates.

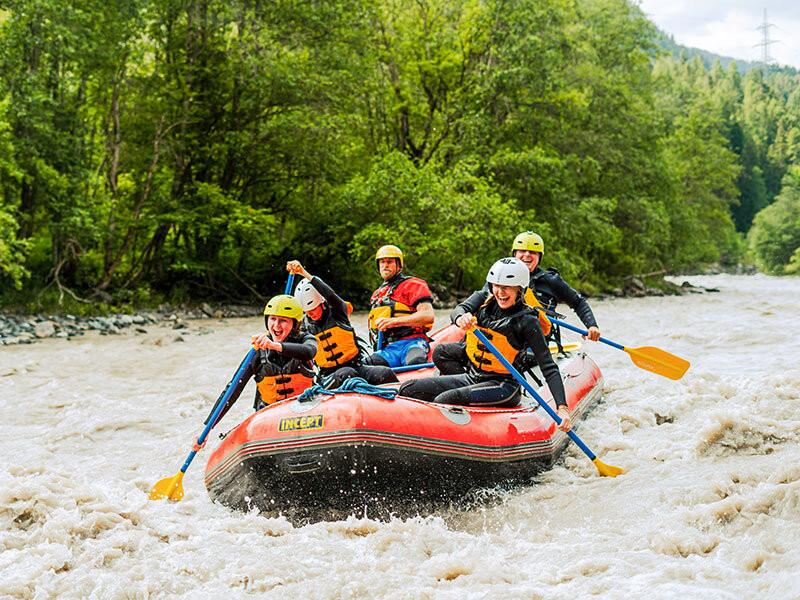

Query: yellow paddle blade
[592,457,624,477]
[148,471,185,502]
[548,341,582,355]
[625,345,690,380]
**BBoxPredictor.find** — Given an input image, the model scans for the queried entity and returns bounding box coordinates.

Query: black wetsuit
[529,267,597,329]
[208,330,317,426]
[400,292,567,408]
[302,276,398,388]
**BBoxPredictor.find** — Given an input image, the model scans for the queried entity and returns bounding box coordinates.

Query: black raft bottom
[206,443,558,522]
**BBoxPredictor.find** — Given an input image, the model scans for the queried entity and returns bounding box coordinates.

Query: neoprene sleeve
[278,332,318,361]
[310,276,349,321]
[548,275,598,329]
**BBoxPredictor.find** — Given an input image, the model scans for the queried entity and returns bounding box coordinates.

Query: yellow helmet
[375,244,404,269]
[263,294,303,321]
[511,231,544,255]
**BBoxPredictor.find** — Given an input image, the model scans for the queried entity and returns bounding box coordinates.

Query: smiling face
[267,315,295,342]
[378,257,401,281]
[491,284,520,309]
[513,249,541,273]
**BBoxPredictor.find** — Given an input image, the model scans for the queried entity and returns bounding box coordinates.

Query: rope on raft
[296,377,399,402]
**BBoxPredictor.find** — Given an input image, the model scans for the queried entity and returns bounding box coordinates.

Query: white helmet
[486,257,529,288]
[294,279,325,311]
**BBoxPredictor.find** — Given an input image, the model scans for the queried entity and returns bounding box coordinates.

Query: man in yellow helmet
[366,244,436,368]
[510,231,601,345]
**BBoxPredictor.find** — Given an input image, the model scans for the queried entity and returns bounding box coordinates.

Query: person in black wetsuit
[287,260,398,389]
[511,231,601,344]
[205,295,318,428]
[249,294,318,410]
[434,230,601,374]
[399,258,571,432]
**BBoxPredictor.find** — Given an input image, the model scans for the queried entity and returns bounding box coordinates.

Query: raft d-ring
[438,405,471,425]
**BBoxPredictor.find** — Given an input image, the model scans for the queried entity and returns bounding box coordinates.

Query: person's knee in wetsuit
[322,366,359,389]
[363,353,389,367]
[323,363,398,389]
[433,379,521,407]
[398,374,468,402]
[432,342,467,375]
[358,363,398,385]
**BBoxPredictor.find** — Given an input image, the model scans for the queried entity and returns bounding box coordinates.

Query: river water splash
[1,274,798,598]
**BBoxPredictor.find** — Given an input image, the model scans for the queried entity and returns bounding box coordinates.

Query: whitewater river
[1,274,798,599]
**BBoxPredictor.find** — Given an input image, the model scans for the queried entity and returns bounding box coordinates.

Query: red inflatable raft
[204,326,604,512]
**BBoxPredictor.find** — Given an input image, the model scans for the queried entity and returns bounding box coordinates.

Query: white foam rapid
[2,274,798,598]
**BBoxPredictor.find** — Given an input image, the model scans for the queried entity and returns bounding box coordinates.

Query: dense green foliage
[1,0,798,310]
[749,166,800,274]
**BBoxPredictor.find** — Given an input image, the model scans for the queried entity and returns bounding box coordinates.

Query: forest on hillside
[1,0,799,311]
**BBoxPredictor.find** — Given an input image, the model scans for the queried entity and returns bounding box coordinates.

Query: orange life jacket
[256,373,314,405]
[314,326,360,369]
[524,288,552,336]
[367,300,418,331]
[464,326,521,375]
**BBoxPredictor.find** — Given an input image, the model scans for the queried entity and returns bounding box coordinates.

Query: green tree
[749,166,800,274]
[0,96,27,287]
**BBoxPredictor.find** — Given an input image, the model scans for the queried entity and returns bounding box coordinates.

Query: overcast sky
[636,1,800,68]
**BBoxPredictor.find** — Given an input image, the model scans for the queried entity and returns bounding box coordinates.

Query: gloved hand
[516,349,538,371]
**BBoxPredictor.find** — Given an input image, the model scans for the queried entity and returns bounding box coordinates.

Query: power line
[754,8,778,67]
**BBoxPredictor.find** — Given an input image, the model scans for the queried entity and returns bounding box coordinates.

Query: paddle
[150,273,297,501]
[149,347,256,501]
[471,327,623,477]
[392,362,434,373]
[548,317,690,381]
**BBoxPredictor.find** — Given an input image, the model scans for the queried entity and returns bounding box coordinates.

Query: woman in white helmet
[287,260,398,388]
[399,258,570,429]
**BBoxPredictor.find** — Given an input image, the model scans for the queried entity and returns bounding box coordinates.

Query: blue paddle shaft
[376,330,384,351]
[284,273,295,295]
[392,362,434,373]
[179,347,256,474]
[181,274,293,474]
[471,329,597,461]
[548,317,624,351]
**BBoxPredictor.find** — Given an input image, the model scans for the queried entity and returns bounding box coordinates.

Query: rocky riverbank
[0,278,721,346]
[0,303,261,346]
[611,275,720,298]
